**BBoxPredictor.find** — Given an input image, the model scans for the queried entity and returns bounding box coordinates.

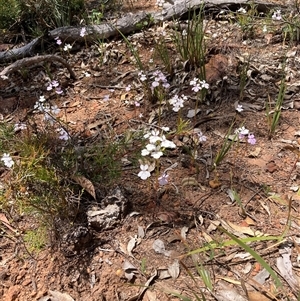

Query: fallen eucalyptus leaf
[138,225,145,239]
[123,260,138,281]
[127,236,137,257]
[214,282,247,301]
[146,290,157,301]
[277,245,299,291]
[253,268,270,285]
[242,262,252,274]
[248,147,261,158]
[158,269,171,279]
[226,189,235,202]
[247,291,272,301]
[168,260,180,279]
[71,175,96,199]
[49,290,75,301]
[227,221,255,236]
[180,226,189,240]
[207,220,220,233]
[152,239,172,257]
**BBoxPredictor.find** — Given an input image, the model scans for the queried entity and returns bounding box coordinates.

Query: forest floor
[1,0,300,300]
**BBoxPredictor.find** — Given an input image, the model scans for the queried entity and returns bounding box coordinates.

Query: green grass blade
[221,228,283,288]
[186,235,282,256]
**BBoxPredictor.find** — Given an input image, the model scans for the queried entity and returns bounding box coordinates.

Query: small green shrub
[0,0,86,34]
[0,0,20,29]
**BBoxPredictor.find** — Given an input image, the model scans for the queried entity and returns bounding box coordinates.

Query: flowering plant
[138,128,176,180]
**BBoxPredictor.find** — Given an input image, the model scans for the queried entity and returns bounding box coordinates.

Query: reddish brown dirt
[1,1,300,301]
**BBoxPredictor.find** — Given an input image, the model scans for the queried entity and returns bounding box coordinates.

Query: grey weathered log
[49,11,149,42]
[48,0,281,42]
[0,37,41,62]
[0,0,286,63]
[0,55,77,79]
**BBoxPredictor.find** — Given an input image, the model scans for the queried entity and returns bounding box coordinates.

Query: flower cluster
[237,7,247,14]
[47,80,63,95]
[33,95,69,141]
[80,27,87,37]
[142,129,176,159]
[236,104,243,112]
[156,0,165,7]
[63,44,72,52]
[235,126,256,145]
[138,129,176,180]
[138,71,147,82]
[55,36,72,51]
[55,36,62,45]
[190,78,209,92]
[138,70,170,95]
[272,10,282,21]
[151,70,170,91]
[169,94,187,112]
[34,96,60,116]
[1,153,14,168]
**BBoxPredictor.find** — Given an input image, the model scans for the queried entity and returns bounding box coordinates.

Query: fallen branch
[0,55,77,80]
[0,37,41,62]
[0,0,286,63]
[49,11,149,43]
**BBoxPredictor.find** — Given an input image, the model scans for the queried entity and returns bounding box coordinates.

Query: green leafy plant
[172,6,207,74]
[235,3,258,39]
[238,55,251,101]
[266,75,286,138]
[23,227,47,253]
[88,9,104,25]
[154,32,174,77]
[279,7,300,43]
[213,123,238,169]
[0,0,20,29]
[8,0,86,34]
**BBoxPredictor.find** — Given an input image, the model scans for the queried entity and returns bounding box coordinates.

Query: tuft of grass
[172,6,206,74]
[266,73,286,138]
[213,123,237,169]
[154,34,174,77]
[0,118,133,235]
[235,3,258,39]
[0,0,86,34]
[0,130,72,221]
[238,55,251,101]
[0,0,20,29]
